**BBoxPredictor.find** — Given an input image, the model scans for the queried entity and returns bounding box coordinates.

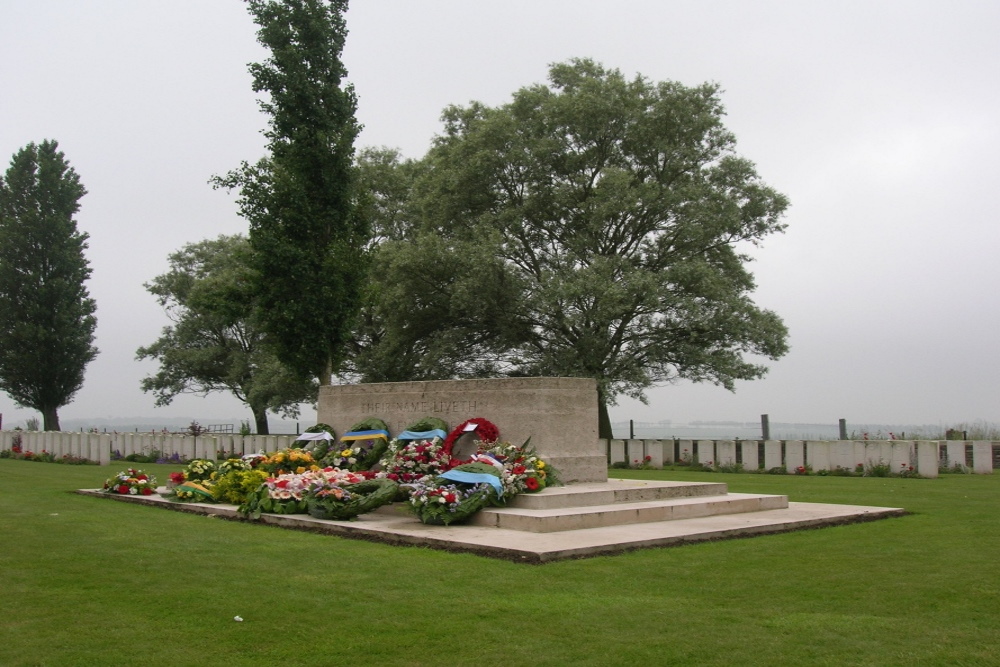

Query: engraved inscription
[360,399,488,415]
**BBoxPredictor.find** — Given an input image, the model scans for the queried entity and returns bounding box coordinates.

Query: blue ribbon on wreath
[440,470,504,497]
[396,429,447,441]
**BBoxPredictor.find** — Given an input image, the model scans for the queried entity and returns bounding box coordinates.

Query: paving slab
[76,484,904,563]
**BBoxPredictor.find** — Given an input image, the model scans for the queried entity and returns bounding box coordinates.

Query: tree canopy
[0,140,98,430]
[136,235,315,434]
[349,60,790,436]
[214,0,366,386]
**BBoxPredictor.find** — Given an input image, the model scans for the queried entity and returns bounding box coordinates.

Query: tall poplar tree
[0,140,98,431]
[215,0,365,386]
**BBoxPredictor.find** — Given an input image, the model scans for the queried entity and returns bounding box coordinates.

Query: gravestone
[317,377,606,483]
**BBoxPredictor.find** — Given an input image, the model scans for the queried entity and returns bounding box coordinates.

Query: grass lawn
[1,460,998,666]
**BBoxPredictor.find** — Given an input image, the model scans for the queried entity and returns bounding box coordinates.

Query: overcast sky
[1,0,997,431]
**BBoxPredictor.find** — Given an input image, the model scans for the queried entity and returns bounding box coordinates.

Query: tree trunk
[597,389,613,440]
[42,407,60,431]
[252,407,270,435]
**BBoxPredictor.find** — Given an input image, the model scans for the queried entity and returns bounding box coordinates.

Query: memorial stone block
[319,377,605,482]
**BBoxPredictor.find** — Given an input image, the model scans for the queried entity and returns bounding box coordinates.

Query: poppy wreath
[442,417,500,462]
[322,417,390,471]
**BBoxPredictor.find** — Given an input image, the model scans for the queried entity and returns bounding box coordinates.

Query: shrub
[864,460,892,477]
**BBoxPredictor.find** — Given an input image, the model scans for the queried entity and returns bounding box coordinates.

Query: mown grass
[1,460,998,666]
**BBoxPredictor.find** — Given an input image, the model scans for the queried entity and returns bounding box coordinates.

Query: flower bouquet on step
[183,458,217,482]
[239,470,317,519]
[217,457,253,476]
[162,458,219,502]
[102,468,157,496]
[256,448,320,476]
[209,468,269,505]
[239,467,364,520]
[304,476,399,521]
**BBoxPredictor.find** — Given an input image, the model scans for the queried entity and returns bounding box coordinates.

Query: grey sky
[1,0,997,430]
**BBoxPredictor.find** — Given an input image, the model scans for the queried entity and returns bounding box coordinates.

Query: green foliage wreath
[305,478,399,521]
[321,417,390,471]
[295,422,336,459]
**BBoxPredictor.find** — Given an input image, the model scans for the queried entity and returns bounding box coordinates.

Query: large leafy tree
[214,0,366,385]
[136,235,315,434]
[387,59,790,437]
[340,148,526,382]
[0,140,98,431]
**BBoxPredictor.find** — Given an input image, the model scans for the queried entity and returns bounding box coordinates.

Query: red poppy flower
[525,477,540,491]
[512,464,526,475]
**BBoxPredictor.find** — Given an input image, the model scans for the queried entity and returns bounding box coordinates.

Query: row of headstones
[606,439,999,477]
[0,431,303,465]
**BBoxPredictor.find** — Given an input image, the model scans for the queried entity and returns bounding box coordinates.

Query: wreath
[398,416,449,437]
[376,417,449,472]
[305,478,399,521]
[294,423,336,460]
[443,417,500,464]
[407,475,498,526]
[479,440,560,498]
[377,436,452,485]
[322,417,390,471]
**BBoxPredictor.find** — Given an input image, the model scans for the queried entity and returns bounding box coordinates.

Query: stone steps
[472,479,788,532]
[505,479,729,509]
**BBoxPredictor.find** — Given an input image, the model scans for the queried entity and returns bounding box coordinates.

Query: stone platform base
[77,478,904,563]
